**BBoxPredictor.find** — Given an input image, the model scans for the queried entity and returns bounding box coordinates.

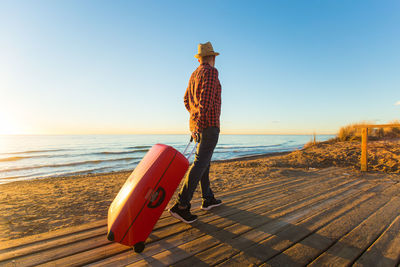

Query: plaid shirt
[184,63,221,133]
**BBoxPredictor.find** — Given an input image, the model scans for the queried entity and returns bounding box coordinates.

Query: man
[169,42,222,223]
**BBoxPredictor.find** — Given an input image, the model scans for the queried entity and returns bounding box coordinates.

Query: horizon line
[0,132,337,136]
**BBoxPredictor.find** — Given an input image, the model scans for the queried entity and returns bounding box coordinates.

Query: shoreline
[1,139,399,242]
[0,150,294,186]
[213,151,292,163]
[1,134,329,186]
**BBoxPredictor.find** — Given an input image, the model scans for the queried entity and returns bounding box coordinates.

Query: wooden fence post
[361,128,368,171]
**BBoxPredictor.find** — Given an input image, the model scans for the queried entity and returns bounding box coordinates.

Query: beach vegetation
[337,123,366,141]
[381,120,400,138]
[336,121,400,142]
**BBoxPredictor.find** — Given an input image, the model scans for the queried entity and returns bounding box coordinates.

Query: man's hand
[191,132,201,143]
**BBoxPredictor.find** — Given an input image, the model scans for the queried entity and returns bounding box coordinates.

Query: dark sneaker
[201,198,222,211]
[169,204,198,224]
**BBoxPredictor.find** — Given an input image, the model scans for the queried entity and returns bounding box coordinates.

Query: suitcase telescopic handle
[182,137,197,161]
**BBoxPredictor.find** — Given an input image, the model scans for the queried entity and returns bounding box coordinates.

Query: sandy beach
[1,139,399,242]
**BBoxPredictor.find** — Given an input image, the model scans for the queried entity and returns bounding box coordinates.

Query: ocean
[0,134,334,184]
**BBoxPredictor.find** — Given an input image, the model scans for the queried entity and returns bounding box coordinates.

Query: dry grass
[381,120,400,138]
[336,121,400,142]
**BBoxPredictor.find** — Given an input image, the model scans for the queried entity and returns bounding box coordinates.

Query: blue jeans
[177,127,220,208]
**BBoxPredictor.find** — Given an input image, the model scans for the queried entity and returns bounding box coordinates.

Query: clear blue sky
[1,0,399,135]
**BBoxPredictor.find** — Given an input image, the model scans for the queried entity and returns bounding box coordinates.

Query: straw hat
[194,42,220,59]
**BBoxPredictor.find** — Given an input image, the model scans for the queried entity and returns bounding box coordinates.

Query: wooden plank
[35,194,274,266]
[164,176,358,245]
[40,175,323,266]
[0,175,274,251]
[1,167,334,253]
[0,226,106,262]
[0,219,107,251]
[14,176,318,266]
[219,183,387,267]
[1,169,349,266]
[127,235,221,267]
[155,169,334,228]
[0,175,300,261]
[124,172,345,243]
[130,178,365,266]
[1,235,115,267]
[37,243,129,267]
[81,212,243,267]
[308,196,400,266]
[0,183,273,267]
[134,179,366,266]
[173,180,375,266]
[86,173,351,266]
[257,183,399,266]
[115,175,318,236]
[135,171,320,233]
[353,214,400,267]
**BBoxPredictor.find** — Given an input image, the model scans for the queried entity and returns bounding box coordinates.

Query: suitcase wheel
[133,242,145,253]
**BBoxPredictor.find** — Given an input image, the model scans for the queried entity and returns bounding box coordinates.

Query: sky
[0,0,399,135]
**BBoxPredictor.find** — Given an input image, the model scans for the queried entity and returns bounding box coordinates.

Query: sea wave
[97,149,149,155]
[125,145,151,149]
[0,149,69,155]
[217,144,283,150]
[0,156,31,162]
[49,166,121,177]
[0,149,149,160]
[0,157,139,173]
[0,165,132,184]
[58,165,133,177]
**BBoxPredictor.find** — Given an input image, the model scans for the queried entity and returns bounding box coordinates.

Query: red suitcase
[107,142,194,252]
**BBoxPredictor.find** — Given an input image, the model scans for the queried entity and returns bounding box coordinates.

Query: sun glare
[0,115,20,135]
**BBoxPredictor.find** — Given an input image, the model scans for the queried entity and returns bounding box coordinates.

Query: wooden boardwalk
[1,167,400,266]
